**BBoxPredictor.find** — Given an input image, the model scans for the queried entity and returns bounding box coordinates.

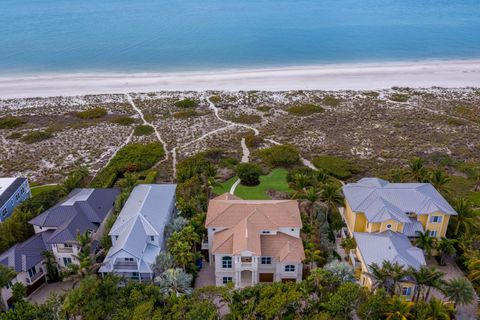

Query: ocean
[1,0,480,74]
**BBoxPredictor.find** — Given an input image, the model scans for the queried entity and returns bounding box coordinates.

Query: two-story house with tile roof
[99,184,176,281]
[205,193,305,288]
[0,177,30,222]
[341,178,457,300]
[29,188,120,268]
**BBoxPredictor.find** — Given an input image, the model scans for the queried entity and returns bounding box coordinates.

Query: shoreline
[0,59,479,98]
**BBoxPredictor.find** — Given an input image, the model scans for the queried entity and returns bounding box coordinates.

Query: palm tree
[466,256,480,282]
[408,157,427,182]
[319,183,343,221]
[0,264,16,310]
[294,186,321,224]
[64,231,101,288]
[156,268,193,297]
[289,172,311,193]
[366,262,391,293]
[452,198,480,236]
[152,252,175,276]
[340,237,356,255]
[304,241,323,269]
[42,250,60,283]
[428,168,451,195]
[385,296,413,320]
[409,266,445,302]
[415,230,436,259]
[315,168,330,185]
[442,277,475,308]
[366,261,407,296]
[425,298,454,320]
[389,168,405,183]
[435,238,457,266]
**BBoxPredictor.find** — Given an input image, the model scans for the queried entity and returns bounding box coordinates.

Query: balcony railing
[201,238,209,250]
[57,247,74,253]
[114,261,138,270]
[26,270,44,284]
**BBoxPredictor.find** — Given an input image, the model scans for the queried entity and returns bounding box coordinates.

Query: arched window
[285,265,295,272]
[386,224,392,229]
[222,256,232,268]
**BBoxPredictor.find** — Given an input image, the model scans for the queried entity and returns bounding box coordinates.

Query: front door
[259,273,274,282]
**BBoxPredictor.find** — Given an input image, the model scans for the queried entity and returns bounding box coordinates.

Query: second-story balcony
[201,236,209,250]
[114,261,138,270]
[56,246,74,253]
[26,270,44,284]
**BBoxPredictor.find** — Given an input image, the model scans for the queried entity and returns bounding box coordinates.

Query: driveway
[194,260,215,288]
[27,280,73,304]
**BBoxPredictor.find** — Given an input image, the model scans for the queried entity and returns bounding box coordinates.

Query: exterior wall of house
[93,207,115,242]
[52,243,80,268]
[1,261,45,308]
[379,219,404,233]
[344,200,356,234]
[0,179,31,222]
[421,212,450,238]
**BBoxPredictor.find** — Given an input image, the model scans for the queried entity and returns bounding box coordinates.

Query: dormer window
[261,230,271,234]
[150,236,155,241]
[386,224,392,229]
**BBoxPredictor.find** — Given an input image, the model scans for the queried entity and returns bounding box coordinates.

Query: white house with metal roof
[99,184,177,281]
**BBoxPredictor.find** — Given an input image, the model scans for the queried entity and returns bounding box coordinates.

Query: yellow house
[341,178,457,300]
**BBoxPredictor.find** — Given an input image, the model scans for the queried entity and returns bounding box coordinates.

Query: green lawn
[31,184,61,197]
[213,168,293,200]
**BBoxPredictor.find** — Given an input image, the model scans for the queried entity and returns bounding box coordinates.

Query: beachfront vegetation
[174,98,198,109]
[226,113,262,124]
[75,107,107,119]
[236,163,262,186]
[0,116,25,129]
[173,109,201,119]
[133,124,154,136]
[312,155,360,179]
[109,116,137,126]
[323,95,340,107]
[388,93,410,102]
[256,144,300,167]
[5,132,22,140]
[20,130,53,144]
[286,103,325,116]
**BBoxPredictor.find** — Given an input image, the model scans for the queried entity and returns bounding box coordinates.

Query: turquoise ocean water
[1,0,480,74]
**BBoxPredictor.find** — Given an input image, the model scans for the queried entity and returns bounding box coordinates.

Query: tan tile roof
[208,193,304,263]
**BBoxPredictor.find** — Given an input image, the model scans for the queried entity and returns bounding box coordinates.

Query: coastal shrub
[209,95,221,104]
[245,133,263,149]
[21,131,53,144]
[0,116,26,129]
[175,98,198,109]
[110,116,136,126]
[323,95,340,107]
[6,132,22,140]
[388,93,410,102]
[91,142,165,187]
[312,155,359,179]
[173,110,200,119]
[363,91,380,98]
[256,105,271,112]
[286,104,325,116]
[144,114,156,122]
[227,113,262,124]
[237,163,263,186]
[176,153,217,183]
[256,145,300,167]
[134,125,154,136]
[76,107,107,119]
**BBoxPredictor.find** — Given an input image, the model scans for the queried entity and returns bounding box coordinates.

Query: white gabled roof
[342,178,457,223]
[354,231,426,271]
[101,184,176,274]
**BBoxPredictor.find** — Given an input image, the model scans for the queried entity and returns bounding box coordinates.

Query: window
[430,216,442,223]
[261,257,272,265]
[150,236,155,241]
[222,256,232,269]
[5,281,13,289]
[125,257,135,262]
[132,272,139,277]
[429,230,437,237]
[2,208,7,217]
[115,236,118,240]
[401,287,412,296]
[285,265,295,272]
[15,193,20,200]
[64,243,73,248]
[63,257,72,266]
[21,187,25,194]
[222,277,233,284]
[386,224,392,229]
[261,230,271,234]
[28,267,37,278]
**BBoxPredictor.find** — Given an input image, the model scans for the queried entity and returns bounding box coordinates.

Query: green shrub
[227,114,262,124]
[134,125,154,136]
[173,110,200,119]
[110,116,136,126]
[323,96,340,107]
[237,163,263,186]
[91,143,165,187]
[0,116,25,129]
[256,106,271,112]
[143,171,158,184]
[312,156,359,179]
[388,93,410,102]
[256,145,300,167]
[76,107,107,119]
[209,95,221,104]
[6,132,22,139]
[245,133,263,148]
[20,131,53,144]
[174,98,198,109]
[286,104,325,116]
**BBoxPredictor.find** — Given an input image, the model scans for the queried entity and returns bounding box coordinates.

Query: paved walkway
[27,280,73,304]
[428,257,478,320]
[194,260,216,288]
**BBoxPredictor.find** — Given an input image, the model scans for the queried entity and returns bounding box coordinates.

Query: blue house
[0,178,31,222]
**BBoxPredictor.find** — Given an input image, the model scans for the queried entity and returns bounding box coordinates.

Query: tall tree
[435,238,457,266]
[452,198,479,236]
[156,268,193,297]
[385,296,413,320]
[0,264,16,310]
[425,298,454,320]
[442,277,475,308]
[408,157,427,182]
[415,230,436,259]
[409,266,445,302]
[42,250,60,283]
[366,261,407,296]
[428,168,451,195]
[319,183,343,221]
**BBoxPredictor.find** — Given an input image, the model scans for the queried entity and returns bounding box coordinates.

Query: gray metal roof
[0,231,53,272]
[354,231,426,271]
[100,184,176,274]
[0,177,27,208]
[29,188,119,243]
[402,218,424,237]
[342,178,457,223]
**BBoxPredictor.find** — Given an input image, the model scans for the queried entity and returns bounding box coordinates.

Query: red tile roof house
[205,193,305,288]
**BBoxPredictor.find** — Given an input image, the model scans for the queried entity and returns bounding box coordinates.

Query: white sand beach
[0,60,479,98]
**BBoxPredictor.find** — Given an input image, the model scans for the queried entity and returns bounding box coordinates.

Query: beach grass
[31,184,62,197]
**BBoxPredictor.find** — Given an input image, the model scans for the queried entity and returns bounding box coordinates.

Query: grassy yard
[213,168,293,200]
[31,184,61,197]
